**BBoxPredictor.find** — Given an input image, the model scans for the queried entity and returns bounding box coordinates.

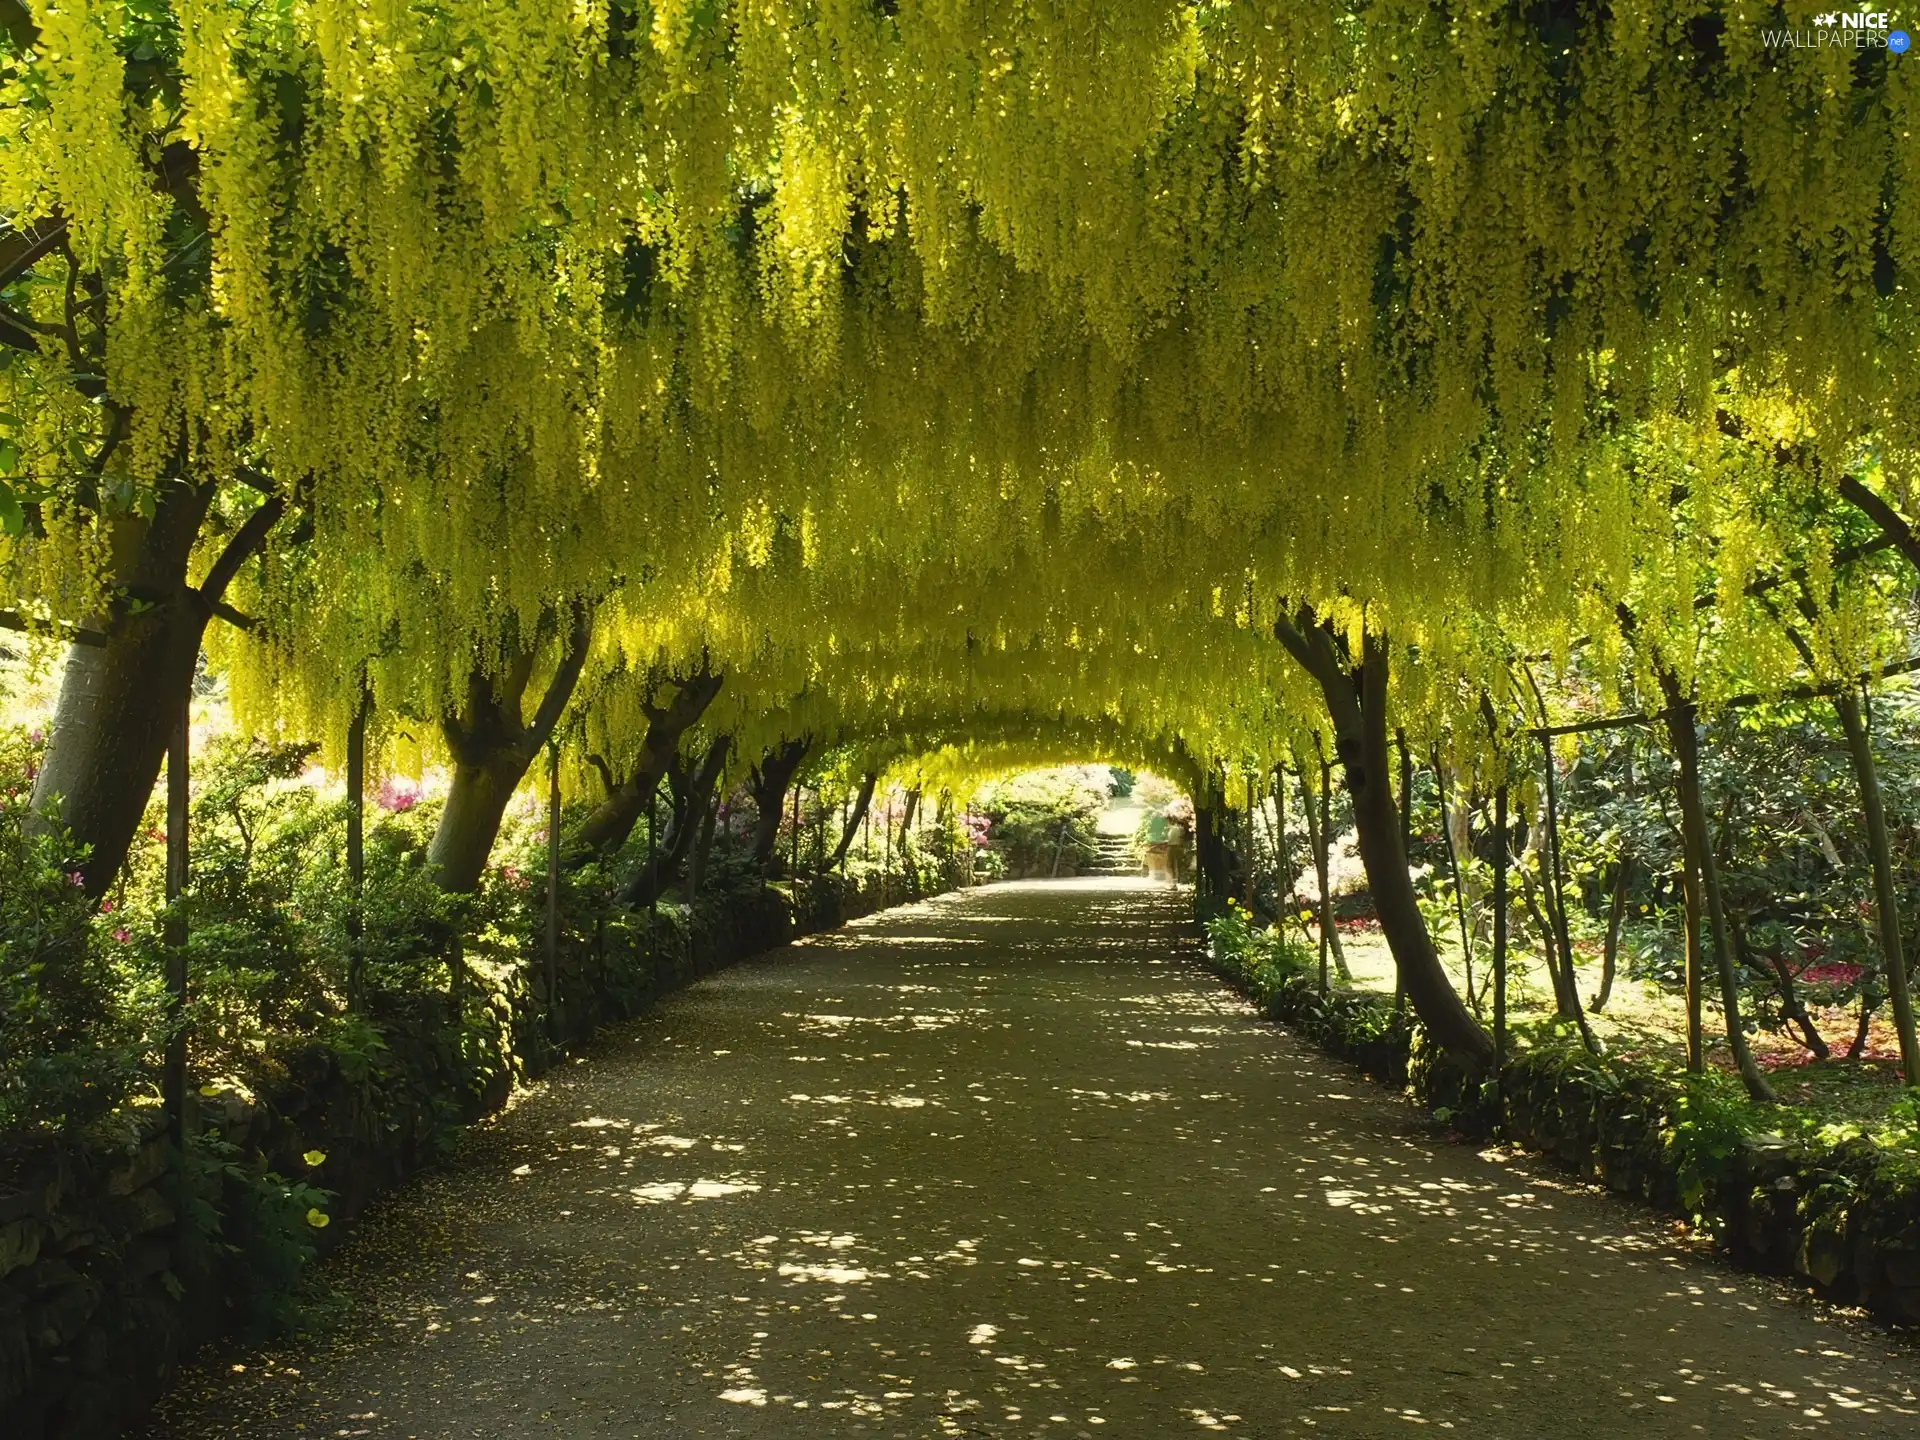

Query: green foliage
[1205,901,1310,1005]
[0,726,152,1133]
[1665,1072,1767,1221]
[184,1130,338,1336]
[975,768,1106,878]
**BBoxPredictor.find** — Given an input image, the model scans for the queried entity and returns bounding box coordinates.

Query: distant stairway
[1081,834,1140,877]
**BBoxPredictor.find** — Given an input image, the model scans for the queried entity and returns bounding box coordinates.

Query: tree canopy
[2,1,1917,1064]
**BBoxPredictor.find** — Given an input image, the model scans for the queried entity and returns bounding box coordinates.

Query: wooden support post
[346,684,367,1009]
[545,740,561,1038]
[163,698,190,1149]
[1492,784,1509,1078]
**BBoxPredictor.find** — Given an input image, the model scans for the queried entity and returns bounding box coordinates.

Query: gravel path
[150,880,1920,1439]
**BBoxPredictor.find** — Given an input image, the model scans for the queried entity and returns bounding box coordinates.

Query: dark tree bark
[626,735,731,906]
[544,741,562,1034]
[1837,474,1920,573]
[688,775,724,900]
[1492,784,1510,1070]
[162,700,189,1147]
[829,771,878,870]
[1832,689,1920,1085]
[1194,787,1229,900]
[572,666,723,862]
[1659,683,1775,1103]
[1393,732,1412,1013]
[899,786,922,850]
[346,683,368,1007]
[1761,578,1920,1082]
[1536,732,1586,1021]
[1593,857,1631,1013]
[1275,608,1493,1067]
[1680,858,1705,1072]
[30,483,284,897]
[427,604,591,893]
[1434,757,1479,1017]
[748,738,810,873]
[1297,762,1348,985]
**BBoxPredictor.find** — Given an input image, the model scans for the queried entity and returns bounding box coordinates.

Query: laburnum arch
[1,1,1915,1069]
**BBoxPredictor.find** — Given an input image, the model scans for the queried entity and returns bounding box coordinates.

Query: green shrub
[975,767,1106,877]
[0,726,152,1133]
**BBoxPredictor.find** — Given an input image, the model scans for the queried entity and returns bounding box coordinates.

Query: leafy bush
[0,726,152,1133]
[1205,900,1311,1003]
[975,767,1106,877]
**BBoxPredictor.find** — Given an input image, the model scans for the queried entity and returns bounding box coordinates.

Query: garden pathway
[150,881,1920,1438]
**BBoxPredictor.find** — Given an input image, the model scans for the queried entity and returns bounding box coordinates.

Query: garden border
[0,870,963,1440]
[1199,930,1920,1334]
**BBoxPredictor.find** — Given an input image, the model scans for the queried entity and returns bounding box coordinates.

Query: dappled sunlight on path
[150,881,1920,1438]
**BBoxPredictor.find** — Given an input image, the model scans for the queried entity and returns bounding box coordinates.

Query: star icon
[1814,11,1838,23]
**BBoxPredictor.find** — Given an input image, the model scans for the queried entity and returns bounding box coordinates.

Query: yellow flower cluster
[0,3,1911,794]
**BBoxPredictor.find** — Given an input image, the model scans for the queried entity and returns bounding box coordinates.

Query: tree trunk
[1680,860,1705,1072]
[1536,732,1586,1021]
[31,481,282,897]
[1314,746,1351,979]
[1195,801,1223,898]
[830,771,877,870]
[1492,784,1509,1071]
[1740,916,1830,1060]
[627,735,731,906]
[1593,857,1631,1013]
[1435,759,1478,1017]
[427,605,591,892]
[1661,690,1775,1102]
[899,786,921,851]
[572,668,723,862]
[1298,767,1348,984]
[748,738,810,872]
[1300,774,1331,991]
[1393,733,1412,1013]
[689,781,722,900]
[1833,688,1920,1086]
[1275,609,1493,1067]
[345,682,368,1008]
[544,742,561,1036]
[162,700,189,1147]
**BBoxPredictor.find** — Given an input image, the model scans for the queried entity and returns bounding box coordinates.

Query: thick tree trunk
[572,668,723,862]
[1195,795,1231,900]
[748,738,810,873]
[899,786,922,851]
[829,771,878,870]
[427,605,591,893]
[1275,610,1493,1067]
[1833,689,1920,1086]
[31,481,280,897]
[1661,689,1775,1102]
[626,735,730,906]
[689,781,723,900]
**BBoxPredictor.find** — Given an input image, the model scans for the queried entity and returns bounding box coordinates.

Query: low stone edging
[1202,947,1920,1331]
[0,870,962,1439]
